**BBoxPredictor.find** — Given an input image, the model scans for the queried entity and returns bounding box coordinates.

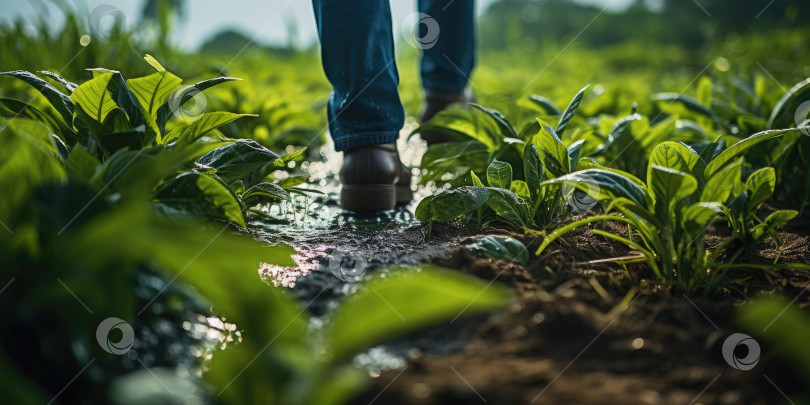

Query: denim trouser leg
[419,0,476,94]
[312,0,404,152]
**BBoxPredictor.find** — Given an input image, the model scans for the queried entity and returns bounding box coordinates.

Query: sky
[1,0,638,50]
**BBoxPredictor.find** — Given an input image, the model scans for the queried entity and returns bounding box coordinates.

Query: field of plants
[2,1,810,404]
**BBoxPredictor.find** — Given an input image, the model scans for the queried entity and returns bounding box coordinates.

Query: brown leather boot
[340,143,412,212]
[419,89,475,145]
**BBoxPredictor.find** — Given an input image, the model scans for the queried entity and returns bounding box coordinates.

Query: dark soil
[353,211,810,405]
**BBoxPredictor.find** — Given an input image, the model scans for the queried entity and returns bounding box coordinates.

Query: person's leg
[418,0,476,95]
[416,0,476,144]
[312,0,404,152]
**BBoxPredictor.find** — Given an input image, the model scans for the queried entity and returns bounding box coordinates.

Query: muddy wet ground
[250,133,810,405]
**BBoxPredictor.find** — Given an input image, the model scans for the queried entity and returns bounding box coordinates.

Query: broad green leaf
[567,139,585,171]
[557,84,589,136]
[155,77,242,132]
[326,265,513,362]
[575,159,646,188]
[471,103,518,139]
[414,196,434,222]
[651,92,714,118]
[526,94,561,115]
[470,170,485,187]
[0,70,74,124]
[0,98,65,136]
[38,70,78,93]
[197,139,280,185]
[416,107,501,151]
[522,143,544,202]
[762,209,798,227]
[486,188,530,228]
[164,112,256,144]
[595,112,642,155]
[99,125,146,154]
[767,77,810,128]
[420,140,489,182]
[465,235,529,265]
[70,71,118,123]
[277,176,307,189]
[683,202,722,236]
[65,145,100,179]
[127,70,183,122]
[88,68,146,128]
[701,158,741,203]
[649,165,696,213]
[277,146,308,164]
[510,180,530,201]
[649,141,700,173]
[705,128,804,177]
[752,210,798,242]
[745,167,776,209]
[154,172,246,226]
[428,186,490,221]
[543,169,648,209]
[486,160,512,189]
[243,182,288,206]
[531,120,570,177]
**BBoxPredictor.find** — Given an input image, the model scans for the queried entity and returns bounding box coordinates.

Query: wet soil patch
[355,213,810,405]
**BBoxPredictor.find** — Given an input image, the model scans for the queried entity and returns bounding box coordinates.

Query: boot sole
[341,185,396,213]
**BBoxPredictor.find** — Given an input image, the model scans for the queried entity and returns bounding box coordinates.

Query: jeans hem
[334,132,399,152]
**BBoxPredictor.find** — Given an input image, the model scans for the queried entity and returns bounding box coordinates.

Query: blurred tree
[479,0,805,51]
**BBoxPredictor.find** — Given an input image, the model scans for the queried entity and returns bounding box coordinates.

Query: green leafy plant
[536,128,810,294]
[416,87,601,234]
[464,235,530,265]
[1,55,311,227]
[414,85,590,187]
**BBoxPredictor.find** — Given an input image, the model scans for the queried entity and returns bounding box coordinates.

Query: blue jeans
[312,0,476,151]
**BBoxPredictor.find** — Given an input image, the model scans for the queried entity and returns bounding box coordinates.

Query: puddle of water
[250,121,441,289]
[247,122,471,373]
